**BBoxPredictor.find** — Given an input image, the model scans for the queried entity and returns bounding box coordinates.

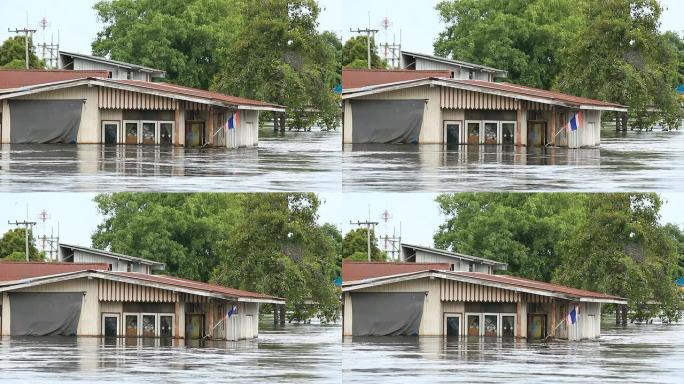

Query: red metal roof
[453,272,623,300]
[109,79,284,109]
[112,272,283,301]
[0,69,110,89]
[0,261,109,282]
[342,261,451,282]
[342,68,452,90]
[457,80,625,109]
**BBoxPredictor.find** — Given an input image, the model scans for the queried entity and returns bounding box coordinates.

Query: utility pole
[8,16,37,70]
[350,220,379,261]
[8,219,37,261]
[350,13,379,70]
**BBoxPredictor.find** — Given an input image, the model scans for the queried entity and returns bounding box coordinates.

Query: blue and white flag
[567,305,579,325]
[227,304,237,318]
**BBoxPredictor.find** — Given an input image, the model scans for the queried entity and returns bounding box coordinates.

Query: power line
[8,219,37,261]
[350,220,379,261]
[7,27,37,69]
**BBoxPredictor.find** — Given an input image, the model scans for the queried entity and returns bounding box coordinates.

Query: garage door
[9,99,83,143]
[351,292,425,336]
[351,99,424,144]
[9,292,83,336]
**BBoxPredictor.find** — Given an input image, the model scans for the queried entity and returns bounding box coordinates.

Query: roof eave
[343,270,623,304]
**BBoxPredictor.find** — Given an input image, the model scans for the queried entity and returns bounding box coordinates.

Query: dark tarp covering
[351,99,424,143]
[9,292,83,336]
[351,292,425,336]
[9,99,83,143]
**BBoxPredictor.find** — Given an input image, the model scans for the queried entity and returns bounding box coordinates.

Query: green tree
[210,193,340,322]
[342,227,385,261]
[93,0,240,89]
[342,35,386,69]
[92,192,340,322]
[556,0,682,129]
[320,31,342,87]
[320,223,343,277]
[661,223,684,279]
[211,0,340,130]
[0,36,44,69]
[554,193,681,321]
[434,193,586,281]
[434,0,585,89]
[92,193,242,281]
[0,228,42,261]
[662,31,684,85]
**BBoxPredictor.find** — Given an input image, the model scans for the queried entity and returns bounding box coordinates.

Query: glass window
[160,315,173,337]
[125,122,139,144]
[159,123,173,145]
[467,122,480,145]
[142,122,156,145]
[467,314,480,336]
[124,314,139,337]
[484,122,498,144]
[501,123,515,145]
[142,314,156,337]
[484,314,498,336]
[502,315,515,337]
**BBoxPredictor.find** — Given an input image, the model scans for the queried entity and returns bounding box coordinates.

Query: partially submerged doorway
[443,121,461,145]
[527,314,547,340]
[527,121,546,147]
[185,121,205,147]
[185,314,205,339]
[444,313,462,337]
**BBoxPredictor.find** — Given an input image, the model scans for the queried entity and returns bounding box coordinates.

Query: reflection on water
[0,323,341,383]
[343,129,684,191]
[0,322,681,383]
[0,129,683,191]
[343,322,684,383]
[0,129,341,192]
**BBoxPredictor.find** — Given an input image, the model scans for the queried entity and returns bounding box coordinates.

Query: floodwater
[0,322,681,383]
[0,128,683,192]
[343,322,684,383]
[0,323,341,384]
[342,129,684,192]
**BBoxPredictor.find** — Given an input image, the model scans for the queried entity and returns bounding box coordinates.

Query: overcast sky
[1,0,680,56]
[0,192,682,254]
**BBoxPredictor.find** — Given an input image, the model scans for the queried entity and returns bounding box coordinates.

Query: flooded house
[341,71,627,148]
[341,247,626,340]
[0,69,284,148]
[0,252,284,340]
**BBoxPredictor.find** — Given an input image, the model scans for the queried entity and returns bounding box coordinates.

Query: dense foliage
[0,228,42,261]
[434,193,683,321]
[434,0,683,129]
[92,0,340,129]
[341,35,386,69]
[91,193,341,322]
[341,227,385,261]
[0,36,43,69]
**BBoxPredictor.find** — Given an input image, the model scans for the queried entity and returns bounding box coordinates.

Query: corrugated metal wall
[440,87,552,111]
[98,87,178,110]
[439,279,553,303]
[97,279,209,303]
